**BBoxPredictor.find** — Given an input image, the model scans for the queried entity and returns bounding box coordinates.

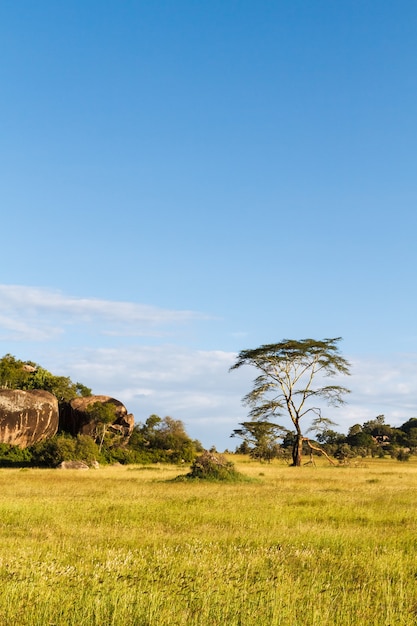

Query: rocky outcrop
[59,395,134,440]
[0,389,59,447]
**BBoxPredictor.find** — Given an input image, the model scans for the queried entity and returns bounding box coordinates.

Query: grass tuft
[0,457,417,624]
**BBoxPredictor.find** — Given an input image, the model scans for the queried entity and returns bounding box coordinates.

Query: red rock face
[0,389,59,448]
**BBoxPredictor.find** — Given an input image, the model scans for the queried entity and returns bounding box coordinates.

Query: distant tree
[399,417,417,435]
[345,415,400,457]
[24,367,91,402]
[0,354,33,389]
[234,440,251,455]
[346,429,375,453]
[129,415,201,462]
[231,421,286,462]
[315,428,345,445]
[398,418,417,451]
[0,354,91,401]
[348,424,363,437]
[74,382,92,397]
[333,443,356,462]
[230,338,350,466]
[362,415,393,439]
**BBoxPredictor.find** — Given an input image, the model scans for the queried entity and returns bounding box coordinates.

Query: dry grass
[0,457,416,624]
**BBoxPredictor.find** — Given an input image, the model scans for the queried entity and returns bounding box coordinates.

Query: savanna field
[0,457,416,626]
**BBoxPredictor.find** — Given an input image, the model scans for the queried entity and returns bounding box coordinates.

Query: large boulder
[0,389,59,447]
[59,395,134,440]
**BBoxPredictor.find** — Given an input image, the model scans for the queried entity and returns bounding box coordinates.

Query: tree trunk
[292,433,303,466]
[98,424,107,454]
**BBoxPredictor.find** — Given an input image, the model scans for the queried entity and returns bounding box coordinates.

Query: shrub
[0,444,33,467]
[30,434,100,467]
[179,451,249,482]
[74,434,100,464]
[395,449,411,462]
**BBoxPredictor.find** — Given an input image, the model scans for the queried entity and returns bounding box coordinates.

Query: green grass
[0,457,416,625]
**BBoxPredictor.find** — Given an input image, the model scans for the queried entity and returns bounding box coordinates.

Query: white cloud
[0,313,63,341]
[43,345,417,448]
[41,344,253,448]
[0,284,211,340]
[2,285,417,449]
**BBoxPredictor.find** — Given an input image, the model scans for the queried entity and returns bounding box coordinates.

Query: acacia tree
[230,338,351,466]
[231,421,287,462]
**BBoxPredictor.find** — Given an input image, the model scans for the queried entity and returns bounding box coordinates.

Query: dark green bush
[30,434,100,467]
[0,443,33,467]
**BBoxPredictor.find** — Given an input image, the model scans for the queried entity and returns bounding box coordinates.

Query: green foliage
[399,417,417,435]
[346,430,375,450]
[231,421,285,462]
[74,434,101,464]
[0,443,33,467]
[30,434,100,467]
[0,354,91,401]
[85,401,117,426]
[84,401,118,452]
[181,451,249,482]
[128,415,202,463]
[316,429,346,445]
[333,443,356,461]
[0,354,34,389]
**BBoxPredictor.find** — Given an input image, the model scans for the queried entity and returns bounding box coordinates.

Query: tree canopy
[231,421,287,462]
[0,354,91,401]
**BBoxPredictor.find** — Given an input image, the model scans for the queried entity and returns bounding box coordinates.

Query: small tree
[130,415,201,462]
[26,367,92,402]
[231,421,286,462]
[85,402,117,453]
[399,418,417,452]
[0,354,92,401]
[230,338,350,466]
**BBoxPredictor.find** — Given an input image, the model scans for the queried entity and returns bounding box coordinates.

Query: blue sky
[1,1,417,449]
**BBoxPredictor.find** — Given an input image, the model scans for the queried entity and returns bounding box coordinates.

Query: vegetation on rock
[0,354,202,467]
[0,353,91,401]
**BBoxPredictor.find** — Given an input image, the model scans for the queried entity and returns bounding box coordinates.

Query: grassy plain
[0,456,416,625]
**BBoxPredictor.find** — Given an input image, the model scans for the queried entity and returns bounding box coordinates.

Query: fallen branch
[304,438,336,466]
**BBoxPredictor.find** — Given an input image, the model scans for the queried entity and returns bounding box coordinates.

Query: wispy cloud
[2,285,417,448]
[41,344,253,448]
[340,355,417,426]
[0,313,63,341]
[45,344,417,446]
[0,285,211,340]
